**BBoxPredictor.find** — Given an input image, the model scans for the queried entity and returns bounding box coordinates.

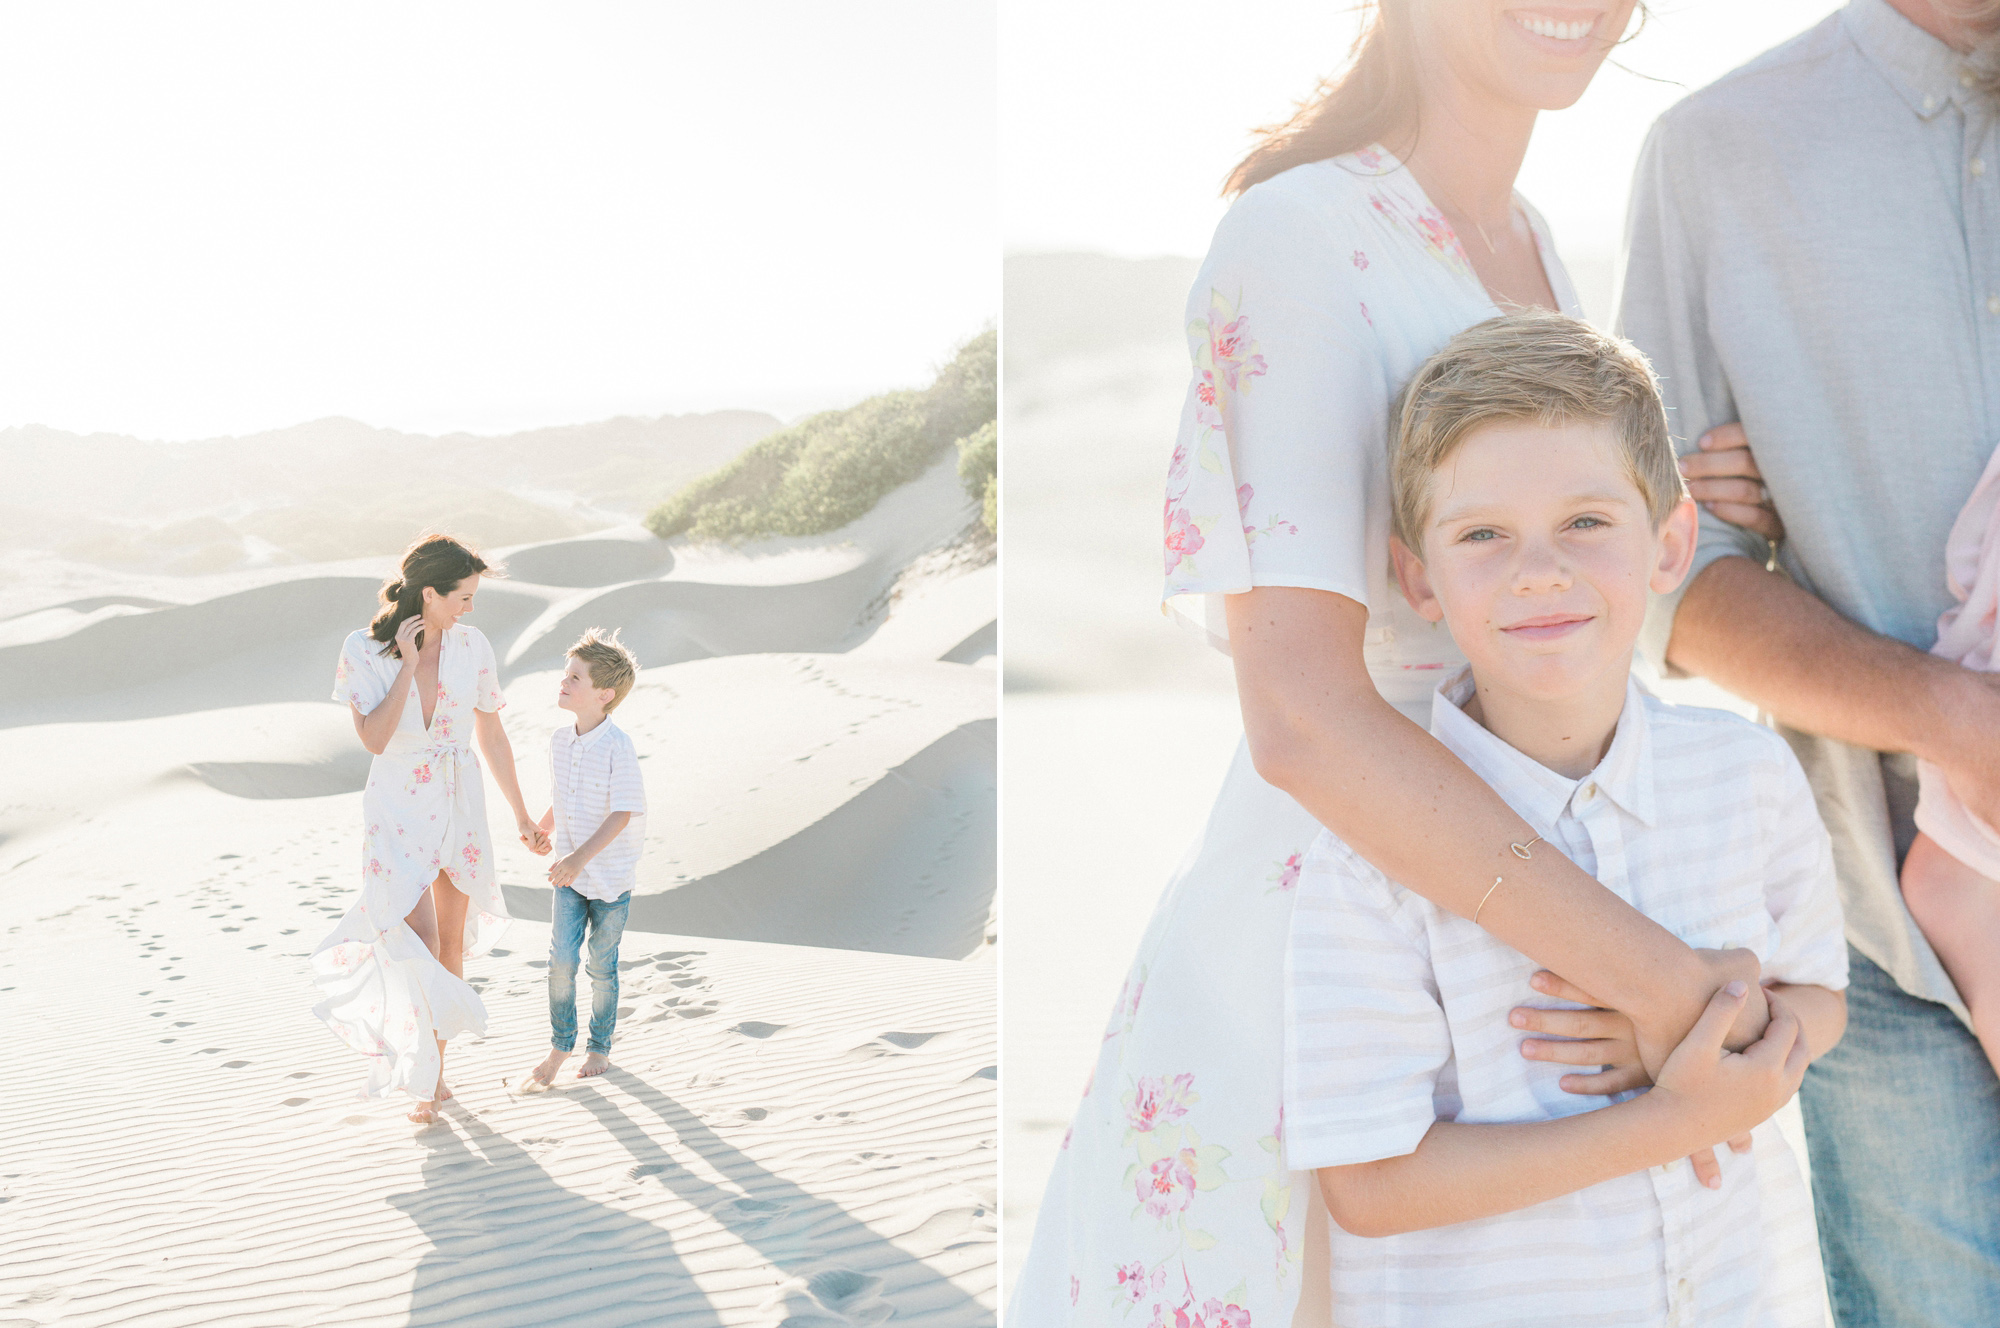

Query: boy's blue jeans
[548,885,630,1056]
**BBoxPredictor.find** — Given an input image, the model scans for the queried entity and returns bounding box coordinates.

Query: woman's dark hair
[368,533,493,658]
[1224,3,1419,197]
[1224,2,1647,198]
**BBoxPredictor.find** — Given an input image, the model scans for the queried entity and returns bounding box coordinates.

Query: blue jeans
[548,886,630,1055]
[1801,946,2000,1326]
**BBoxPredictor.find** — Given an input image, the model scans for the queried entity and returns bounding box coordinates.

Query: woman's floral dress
[313,623,512,1101]
[1010,148,1583,1328]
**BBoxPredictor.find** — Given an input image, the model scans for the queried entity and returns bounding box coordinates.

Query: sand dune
[0,446,995,1324]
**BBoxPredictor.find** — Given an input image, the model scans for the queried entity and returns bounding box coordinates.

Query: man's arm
[1321,983,1806,1238]
[1667,557,2000,823]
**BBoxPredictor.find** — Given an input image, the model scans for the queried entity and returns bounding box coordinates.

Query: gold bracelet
[1475,834,1545,926]
[1473,875,1504,925]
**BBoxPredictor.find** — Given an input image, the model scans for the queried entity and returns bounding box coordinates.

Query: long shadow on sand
[574,1069,984,1325]
[389,1110,725,1327]
[388,1072,984,1327]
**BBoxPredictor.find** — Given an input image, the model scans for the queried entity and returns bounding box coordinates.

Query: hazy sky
[0,2,996,440]
[1003,0,1843,265]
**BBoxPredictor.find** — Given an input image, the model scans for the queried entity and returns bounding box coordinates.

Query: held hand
[1629,947,1763,1080]
[1681,424,1785,542]
[393,613,424,664]
[1517,969,1762,1188]
[1653,984,1810,1160]
[517,816,551,855]
[548,853,582,889]
[1513,971,1647,1096]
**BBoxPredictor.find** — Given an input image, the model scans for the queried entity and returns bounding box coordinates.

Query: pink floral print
[1166,289,1272,579]
[1125,1074,1197,1136]
[1266,853,1302,893]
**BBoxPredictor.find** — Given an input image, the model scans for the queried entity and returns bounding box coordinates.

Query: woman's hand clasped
[517,815,550,855]
[1514,959,1773,1189]
[1681,424,1785,542]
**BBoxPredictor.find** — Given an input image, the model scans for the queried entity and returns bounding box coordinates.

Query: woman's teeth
[1514,14,1594,40]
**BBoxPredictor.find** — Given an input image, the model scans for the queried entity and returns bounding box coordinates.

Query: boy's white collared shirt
[1284,667,1846,1328]
[549,717,646,902]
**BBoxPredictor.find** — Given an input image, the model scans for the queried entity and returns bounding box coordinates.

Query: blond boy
[1283,312,1849,1326]
[522,628,646,1089]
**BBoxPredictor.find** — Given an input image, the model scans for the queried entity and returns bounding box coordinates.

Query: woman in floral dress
[1012,4,1769,1324]
[314,534,545,1124]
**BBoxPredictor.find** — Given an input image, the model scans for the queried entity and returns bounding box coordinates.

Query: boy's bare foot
[577,1052,611,1079]
[518,1048,572,1093]
[408,1100,438,1124]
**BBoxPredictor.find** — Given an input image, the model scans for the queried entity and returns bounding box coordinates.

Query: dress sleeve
[1619,113,1765,676]
[1163,179,1388,629]
[1757,731,1850,992]
[609,735,647,817]
[333,631,390,714]
[1282,835,1450,1170]
[472,630,505,712]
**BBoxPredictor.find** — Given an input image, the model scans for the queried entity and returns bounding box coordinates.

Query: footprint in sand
[282,1097,309,1107]
[730,1022,785,1040]
[845,1031,944,1059]
[761,1268,893,1326]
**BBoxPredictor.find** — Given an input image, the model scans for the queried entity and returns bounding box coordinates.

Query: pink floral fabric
[313,624,513,1101]
[1011,149,1582,1326]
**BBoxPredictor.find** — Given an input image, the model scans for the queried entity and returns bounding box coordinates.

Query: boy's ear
[1649,498,1700,595]
[1390,535,1445,623]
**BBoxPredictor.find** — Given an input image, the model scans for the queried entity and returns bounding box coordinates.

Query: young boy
[521,627,647,1089]
[1283,311,1849,1326]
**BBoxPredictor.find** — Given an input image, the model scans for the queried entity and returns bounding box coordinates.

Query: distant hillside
[647,331,995,544]
[0,410,779,574]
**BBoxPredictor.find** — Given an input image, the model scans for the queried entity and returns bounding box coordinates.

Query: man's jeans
[1802,946,2000,1327]
[548,885,630,1056]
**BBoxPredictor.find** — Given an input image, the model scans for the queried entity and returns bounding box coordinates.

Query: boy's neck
[1459,655,1633,782]
[572,709,609,736]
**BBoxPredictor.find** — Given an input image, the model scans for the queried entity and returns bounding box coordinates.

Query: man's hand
[1681,424,1785,541]
[548,852,583,889]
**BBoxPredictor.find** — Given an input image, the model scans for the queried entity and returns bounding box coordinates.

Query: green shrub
[955,419,996,535]
[646,329,997,543]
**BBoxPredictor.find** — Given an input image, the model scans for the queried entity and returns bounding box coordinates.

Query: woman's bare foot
[577,1052,611,1079]
[408,1100,438,1124]
[435,1081,454,1103]
[518,1048,571,1093]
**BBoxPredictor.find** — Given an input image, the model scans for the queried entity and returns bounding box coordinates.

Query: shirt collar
[1428,666,1658,833]
[563,717,614,749]
[1845,0,1978,121]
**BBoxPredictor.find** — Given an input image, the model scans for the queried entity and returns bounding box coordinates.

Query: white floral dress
[312,623,512,1100]
[1010,148,1582,1328]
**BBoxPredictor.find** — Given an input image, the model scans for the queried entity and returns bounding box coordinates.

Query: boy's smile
[1393,416,1696,776]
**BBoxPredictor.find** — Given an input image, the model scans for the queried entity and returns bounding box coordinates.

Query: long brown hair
[367,533,492,658]
[1224,3,1419,197]
[1224,2,1650,198]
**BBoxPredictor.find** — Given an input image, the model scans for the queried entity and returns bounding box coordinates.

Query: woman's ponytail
[367,535,493,657]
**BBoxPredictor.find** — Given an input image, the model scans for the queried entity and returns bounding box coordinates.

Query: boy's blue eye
[1571,515,1606,530]
[1463,529,1497,542]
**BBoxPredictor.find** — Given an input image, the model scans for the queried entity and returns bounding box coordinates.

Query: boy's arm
[1763,983,1844,1061]
[562,811,632,867]
[1323,983,1808,1238]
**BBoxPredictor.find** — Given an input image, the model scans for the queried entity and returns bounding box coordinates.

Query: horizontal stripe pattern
[1285,670,1844,1327]
[550,718,647,902]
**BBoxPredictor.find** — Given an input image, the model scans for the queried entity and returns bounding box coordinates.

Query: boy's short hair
[568,627,638,712]
[1391,309,1688,551]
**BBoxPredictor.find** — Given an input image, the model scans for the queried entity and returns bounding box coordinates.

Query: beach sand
[0,451,995,1326]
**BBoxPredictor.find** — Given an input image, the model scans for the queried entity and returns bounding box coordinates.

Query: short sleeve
[1283,834,1451,1170]
[333,631,389,714]
[1619,114,1767,676]
[471,629,505,712]
[608,736,647,817]
[1756,732,1850,992]
[1163,178,1387,629]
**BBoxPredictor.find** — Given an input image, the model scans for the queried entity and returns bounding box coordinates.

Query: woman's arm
[350,618,422,755]
[1227,587,1760,1075]
[474,708,543,845]
[1321,983,1803,1238]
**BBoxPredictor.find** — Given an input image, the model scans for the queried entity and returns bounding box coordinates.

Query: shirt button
[1974,157,1987,177]
[1924,94,1939,111]
[1962,71,1977,89]
[1989,295,2000,316]
[1580,783,1597,801]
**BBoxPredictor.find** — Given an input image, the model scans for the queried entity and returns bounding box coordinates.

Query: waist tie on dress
[428,742,472,800]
